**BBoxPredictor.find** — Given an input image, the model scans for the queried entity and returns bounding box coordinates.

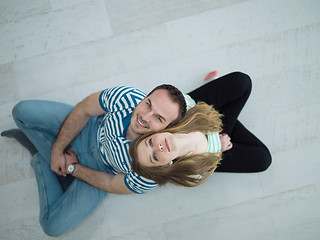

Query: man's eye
[149,138,153,146]
[146,102,151,108]
[153,153,158,161]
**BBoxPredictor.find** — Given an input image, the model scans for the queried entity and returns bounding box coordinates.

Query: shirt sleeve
[99,86,146,112]
[183,94,196,110]
[124,171,158,194]
[206,132,222,153]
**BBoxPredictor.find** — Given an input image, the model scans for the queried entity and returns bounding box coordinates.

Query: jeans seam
[33,155,49,219]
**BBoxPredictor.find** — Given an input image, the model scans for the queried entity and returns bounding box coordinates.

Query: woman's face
[136,132,179,167]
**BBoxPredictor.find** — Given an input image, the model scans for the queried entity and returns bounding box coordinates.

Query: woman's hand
[64,149,79,167]
[220,133,233,152]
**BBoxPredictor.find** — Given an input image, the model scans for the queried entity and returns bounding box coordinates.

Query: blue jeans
[13,100,109,237]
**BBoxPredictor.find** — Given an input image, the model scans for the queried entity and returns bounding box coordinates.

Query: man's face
[130,89,180,136]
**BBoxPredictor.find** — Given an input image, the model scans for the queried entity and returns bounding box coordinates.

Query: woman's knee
[231,72,252,95]
[257,147,272,172]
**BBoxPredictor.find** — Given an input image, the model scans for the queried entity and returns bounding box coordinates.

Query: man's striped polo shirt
[97,86,157,194]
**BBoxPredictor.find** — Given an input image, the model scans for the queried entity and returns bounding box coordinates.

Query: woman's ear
[169,151,194,166]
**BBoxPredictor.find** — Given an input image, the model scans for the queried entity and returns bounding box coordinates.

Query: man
[51,85,186,194]
[5,85,187,236]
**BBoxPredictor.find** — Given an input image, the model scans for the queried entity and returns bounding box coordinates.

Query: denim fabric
[13,100,109,237]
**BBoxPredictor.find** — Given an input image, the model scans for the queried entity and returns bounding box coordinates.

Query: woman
[188,72,272,173]
[130,72,272,187]
[130,102,230,187]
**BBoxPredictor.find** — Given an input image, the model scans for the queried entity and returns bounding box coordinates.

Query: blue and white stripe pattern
[97,86,157,194]
[206,132,221,153]
[184,94,196,109]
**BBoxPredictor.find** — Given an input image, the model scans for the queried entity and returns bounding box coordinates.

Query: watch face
[68,164,74,174]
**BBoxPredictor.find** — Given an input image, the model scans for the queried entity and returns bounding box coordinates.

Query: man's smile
[137,116,148,128]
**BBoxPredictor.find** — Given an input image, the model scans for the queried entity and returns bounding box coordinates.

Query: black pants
[188,72,271,172]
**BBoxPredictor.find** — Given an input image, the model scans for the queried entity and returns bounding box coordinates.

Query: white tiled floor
[1,0,320,239]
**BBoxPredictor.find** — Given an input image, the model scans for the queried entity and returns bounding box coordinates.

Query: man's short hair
[147,84,186,126]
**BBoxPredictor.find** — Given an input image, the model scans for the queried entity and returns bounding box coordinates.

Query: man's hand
[220,133,233,152]
[50,91,105,176]
[51,145,67,176]
[64,149,79,167]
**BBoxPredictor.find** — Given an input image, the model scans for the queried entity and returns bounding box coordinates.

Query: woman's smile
[164,138,170,152]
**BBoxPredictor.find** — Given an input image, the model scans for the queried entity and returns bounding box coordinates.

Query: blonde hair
[129,102,223,187]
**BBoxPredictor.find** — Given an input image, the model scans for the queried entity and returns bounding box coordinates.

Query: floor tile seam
[255,181,320,202]
[160,3,320,53]
[0,172,34,187]
[224,22,320,50]
[0,215,40,230]
[163,22,320,64]
[0,0,103,26]
[110,0,250,36]
[3,19,318,72]
[2,59,318,110]
[1,2,114,65]
[0,7,52,26]
[0,177,34,188]
[262,215,320,238]
[161,181,320,226]
[222,22,320,55]
[249,60,320,80]
[0,32,114,66]
[6,2,312,66]
[270,138,320,156]
[49,0,98,12]
[0,181,318,234]
[1,22,169,66]
[2,5,319,66]
[8,46,317,85]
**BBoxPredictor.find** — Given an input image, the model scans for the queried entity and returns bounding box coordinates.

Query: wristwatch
[67,162,78,175]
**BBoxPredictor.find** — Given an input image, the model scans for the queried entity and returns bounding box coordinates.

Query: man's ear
[136,98,144,107]
[139,96,148,103]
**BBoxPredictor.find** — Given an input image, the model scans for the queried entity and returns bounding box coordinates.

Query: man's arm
[51,91,106,176]
[73,164,134,194]
[64,150,133,194]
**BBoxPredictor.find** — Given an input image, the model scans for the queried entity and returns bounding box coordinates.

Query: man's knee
[12,100,33,126]
[41,223,64,237]
[12,100,43,127]
[40,216,66,237]
[12,100,70,131]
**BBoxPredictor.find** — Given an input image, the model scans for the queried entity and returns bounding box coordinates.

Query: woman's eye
[153,153,158,161]
[149,138,153,146]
